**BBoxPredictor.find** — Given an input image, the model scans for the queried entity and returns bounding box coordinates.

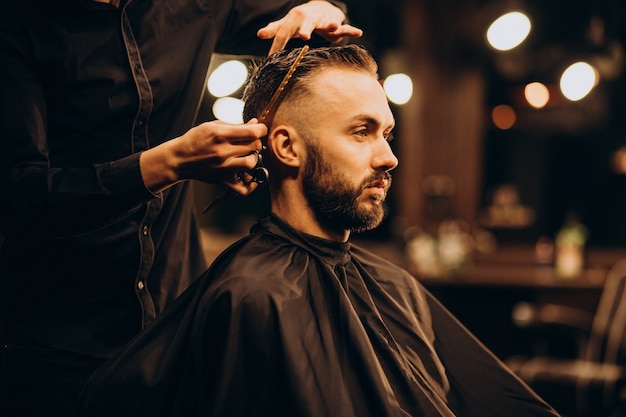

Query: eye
[384,131,395,142]
[354,128,368,137]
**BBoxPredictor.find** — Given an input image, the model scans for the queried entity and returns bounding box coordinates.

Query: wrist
[140,141,181,194]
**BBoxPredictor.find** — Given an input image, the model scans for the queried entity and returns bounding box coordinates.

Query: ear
[267,125,303,168]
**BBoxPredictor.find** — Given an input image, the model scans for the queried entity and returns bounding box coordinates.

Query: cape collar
[254,214,352,267]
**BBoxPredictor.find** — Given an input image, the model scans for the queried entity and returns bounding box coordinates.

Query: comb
[202,45,309,214]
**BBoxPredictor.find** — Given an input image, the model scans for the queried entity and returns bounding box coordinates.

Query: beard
[302,141,392,234]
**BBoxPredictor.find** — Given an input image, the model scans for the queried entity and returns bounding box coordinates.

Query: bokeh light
[524,82,550,108]
[383,73,413,105]
[559,61,598,101]
[486,11,532,51]
[207,60,249,98]
[491,104,516,129]
[212,97,244,124]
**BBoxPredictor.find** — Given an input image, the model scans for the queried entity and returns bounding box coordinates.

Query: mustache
[361,171,392,190]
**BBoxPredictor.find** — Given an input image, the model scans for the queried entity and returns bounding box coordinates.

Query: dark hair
[242,44,378,124]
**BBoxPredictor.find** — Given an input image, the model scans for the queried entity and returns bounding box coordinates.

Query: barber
[0,1,361,416]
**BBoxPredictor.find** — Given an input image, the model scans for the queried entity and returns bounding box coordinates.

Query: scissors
[201,151,268,213]
[202,45,309,214]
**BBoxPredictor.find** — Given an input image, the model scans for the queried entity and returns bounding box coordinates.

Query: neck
[271,184,349,242]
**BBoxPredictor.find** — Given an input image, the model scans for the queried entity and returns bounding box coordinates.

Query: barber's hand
[140,119,267,195]
[258,1,363,55]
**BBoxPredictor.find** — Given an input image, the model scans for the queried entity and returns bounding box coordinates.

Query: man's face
[297,68,398,233]
[302,141,392,233]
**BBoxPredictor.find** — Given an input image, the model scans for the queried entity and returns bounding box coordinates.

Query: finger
[314,24,364,43]
[268,38,288,56]
[223,167,262,194]
[213,123,267,145]
[296,20,316,41]
[334,24,363,38]
[259,18,300,53]
[199,119,266,139]
[245,117,268,133]
[226,151,263,173]
[227,179,260,197]
[266,23,300,55]
[257,20,281,40]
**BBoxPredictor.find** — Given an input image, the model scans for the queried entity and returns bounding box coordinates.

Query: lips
[363,172,392,194]
[367,179,389,192]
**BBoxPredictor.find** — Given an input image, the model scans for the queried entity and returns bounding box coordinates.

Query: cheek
[318,137,375,176]
[332,145,371,167]
[332,158,365,181]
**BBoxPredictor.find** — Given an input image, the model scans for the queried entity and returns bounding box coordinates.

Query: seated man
[77,44,560,417]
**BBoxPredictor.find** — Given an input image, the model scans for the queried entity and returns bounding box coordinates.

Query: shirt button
[142,225,149,235]
[137,281,145,290]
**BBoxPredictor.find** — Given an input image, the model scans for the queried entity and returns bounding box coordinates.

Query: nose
[373,139,399,172]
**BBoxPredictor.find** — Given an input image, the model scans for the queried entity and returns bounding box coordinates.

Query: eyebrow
[354,114,395,131]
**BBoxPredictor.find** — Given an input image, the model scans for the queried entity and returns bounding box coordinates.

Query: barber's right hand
[140,118,267,195]
[258,0,363,55]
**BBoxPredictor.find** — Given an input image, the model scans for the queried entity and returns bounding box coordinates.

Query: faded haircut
[242,44,379,124]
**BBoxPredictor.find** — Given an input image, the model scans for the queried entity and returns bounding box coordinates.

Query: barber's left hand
[258,0,363,55]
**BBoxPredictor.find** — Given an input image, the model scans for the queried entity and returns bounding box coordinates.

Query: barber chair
[506,259,626,417]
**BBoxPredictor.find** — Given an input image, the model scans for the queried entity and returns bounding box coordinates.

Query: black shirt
[0,0,325,358]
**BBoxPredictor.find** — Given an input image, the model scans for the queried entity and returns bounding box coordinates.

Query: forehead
[305,68,394,126]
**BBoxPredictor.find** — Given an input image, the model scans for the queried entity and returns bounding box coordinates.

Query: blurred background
[196,2,626,415]
[200,0,626,247]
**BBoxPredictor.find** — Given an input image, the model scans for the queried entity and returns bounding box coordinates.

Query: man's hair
[242,44,379,124]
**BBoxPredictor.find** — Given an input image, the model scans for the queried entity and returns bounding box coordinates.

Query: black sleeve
[0,4,156,242]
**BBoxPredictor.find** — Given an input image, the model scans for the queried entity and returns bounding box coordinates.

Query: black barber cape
[77,215,560,417]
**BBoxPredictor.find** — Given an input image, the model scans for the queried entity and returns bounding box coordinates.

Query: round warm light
[491,104,516,130]
[207,60,248,98]
[559,62,597,101]
[524,82,550,108]
[212,97,244,124]
[486,11,532,51]
[383,73,413,105]
[611,147,626,175]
